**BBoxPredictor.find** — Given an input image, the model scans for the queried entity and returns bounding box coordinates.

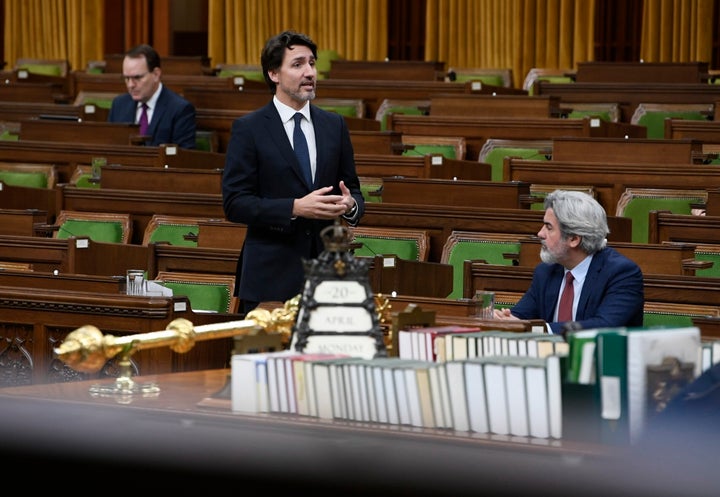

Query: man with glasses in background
[108,44,197,149]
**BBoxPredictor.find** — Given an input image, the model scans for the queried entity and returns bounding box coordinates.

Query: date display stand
[290,219,387,359]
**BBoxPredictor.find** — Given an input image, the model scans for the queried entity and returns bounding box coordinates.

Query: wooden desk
[0,368,715,496]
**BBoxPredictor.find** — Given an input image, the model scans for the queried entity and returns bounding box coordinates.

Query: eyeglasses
[123,72,149,83]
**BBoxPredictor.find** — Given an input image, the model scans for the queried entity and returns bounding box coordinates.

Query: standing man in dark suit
[108,44,197,149]
[494,190,644,334]
[222,30,364,314]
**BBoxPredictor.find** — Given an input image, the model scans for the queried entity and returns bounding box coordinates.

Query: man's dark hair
[126,44,162,71]
[260,30,317,94]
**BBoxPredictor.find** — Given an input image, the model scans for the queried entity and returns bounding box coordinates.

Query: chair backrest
[154,271,238,313]
[477,139,553,182]
[643,301,720,328]
[349,226,431,261]
[0,261,34,271]
[68,165,101,189]
[447,67,514,87]
[315,49,341,79]
[693,244,720,278]
[195,130,219,152]
[522,68,575,95]
[615,188,708,243]
[14,58,70,77]
[143,214,212,247]
[359,176,383,203]
[401,135,466,160]
[440,231,523,300]
[214,63,265,83]
[564,103,621,122]
[529,184,596,211]
[314,98,365,118]
[0,162,57,189]
[631,103,713,139]
[54,210,132,244]
[375,99,430,131]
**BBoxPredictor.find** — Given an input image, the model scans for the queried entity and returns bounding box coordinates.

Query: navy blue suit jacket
[107,86,197,149]
[510,247,644,334]
[222,101,364,305]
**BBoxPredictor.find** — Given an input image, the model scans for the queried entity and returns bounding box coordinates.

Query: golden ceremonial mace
[54,302,299,397]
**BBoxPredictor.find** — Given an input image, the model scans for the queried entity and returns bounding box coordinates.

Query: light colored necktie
[292,112,313,186]
[558,271,574,322]
[139,103,149,135]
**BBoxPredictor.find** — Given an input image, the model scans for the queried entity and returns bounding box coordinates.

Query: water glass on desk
[473,290,495,319]
[126,269,146,296]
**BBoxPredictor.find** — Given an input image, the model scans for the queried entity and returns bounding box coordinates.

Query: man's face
[122,56,160,103]
[269,44,316,109]
[538,207,570,265]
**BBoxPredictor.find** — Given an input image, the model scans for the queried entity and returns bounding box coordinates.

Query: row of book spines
[232,352,563,439]
[398,328,569,363]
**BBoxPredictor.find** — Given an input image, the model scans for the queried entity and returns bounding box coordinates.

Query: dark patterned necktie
[558,271,574,321]
[293,112,312,186]
[139,103,149,135]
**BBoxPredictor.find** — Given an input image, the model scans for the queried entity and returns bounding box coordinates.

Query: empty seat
[401,135,466,160]
[154,271,238,313]
[143,214,214,247]
[375,99,430,131]
[477,139,552,182]
[53,210,132,244]
[440,231,523,300]
[631,103,713,139]
[349,226,431,261]
[0,162,57,189]
[615,188,708,243]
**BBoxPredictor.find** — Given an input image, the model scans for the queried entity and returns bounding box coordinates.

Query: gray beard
[540,246,557,265]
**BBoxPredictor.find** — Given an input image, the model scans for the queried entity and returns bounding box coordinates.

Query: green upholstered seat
[447,68,513,87]
[441,232,521,300]
[158,280,232,313]
[359,177,383,203]
[54,211,131,244]
[56,219,125,243]
[375,99,429,131]
[643,302,720,328]
[0,170,48,188]
[314,98,365,118]
[154,271,237,313]
[147,223,199,247]
[402,143,457,159]
[565,103,620,122]
[477,139,552,182]
[615,189,708,243]
[693,245,720,278]
[631,103,713,139]
[17,64,62,76]
[350,227,430,261]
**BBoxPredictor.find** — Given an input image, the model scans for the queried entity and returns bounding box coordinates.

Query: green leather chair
[54,210,132,244]
[477,139,552,182]
[615,188,708,243]
[631,103,713,139]
[440,231,522,300]
[154,271,237,313]
[350,227,430,261]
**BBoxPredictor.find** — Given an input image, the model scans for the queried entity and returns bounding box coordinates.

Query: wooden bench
[0,208,49,236]
[0,82,67,103]
[362,202,633,263]
[379,177,532,209]
[551,137,707,164]
[60,187,225,244]
[429,94,563,118]
[574,61,709,84]
[504,157,720,215]
[18,118,145,146]
[0,282,236,385]
[100,164,223,194]
[648,211,720,244]
[72,71,239,98]
[517,237,710,276]
[664,119,720,146]
[389,114,646,160]
[534,80,720,123]
[327,60,446,81]
[350,130,405,155]
[0,140,225,184]
[0,183,60,221]
[354,153,491,180]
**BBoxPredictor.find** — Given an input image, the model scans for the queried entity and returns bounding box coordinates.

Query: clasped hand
[293,181,355,219]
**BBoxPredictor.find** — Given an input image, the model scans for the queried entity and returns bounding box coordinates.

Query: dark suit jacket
[510,247,644,334]
[222,101,365,304]
[107,86,197,149]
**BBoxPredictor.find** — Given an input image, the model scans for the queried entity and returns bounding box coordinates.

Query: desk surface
[0,369,715,497]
